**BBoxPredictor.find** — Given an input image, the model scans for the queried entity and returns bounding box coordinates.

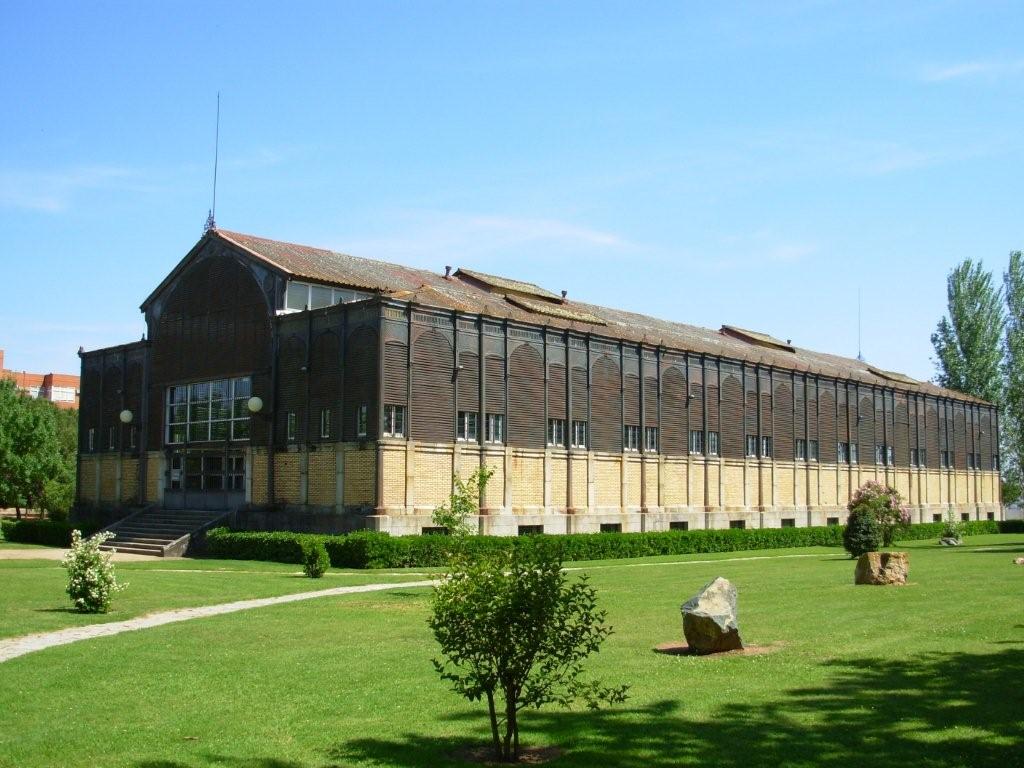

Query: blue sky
[1,1,1022,379]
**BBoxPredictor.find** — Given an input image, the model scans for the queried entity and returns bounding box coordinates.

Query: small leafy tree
[848,481,910,547]
[431,465,494,539]
[302,540,329,578]
[843,507,882,557]
[62,530,127,613]
[430,547,628,762]
[941,509,965,543]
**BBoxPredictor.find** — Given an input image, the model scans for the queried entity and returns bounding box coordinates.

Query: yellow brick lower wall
[120,458,139,504]
[308,447,336,506]
[250,449,268,505]
[343,446,376,506]
[274,453,301,505]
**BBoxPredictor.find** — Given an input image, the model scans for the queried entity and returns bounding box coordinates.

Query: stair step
[114,525,194,534]
[107,536,177,545]
[100,543,163,556]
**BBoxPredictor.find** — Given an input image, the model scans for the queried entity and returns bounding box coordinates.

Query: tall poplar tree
[1001,251,1024,487]
[931,260,1005,405]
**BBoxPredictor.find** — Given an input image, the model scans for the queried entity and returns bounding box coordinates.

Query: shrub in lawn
[431,465,495,540]
[941,509,965,543]
[62,529,127,613]
[429,546,628,763]
[848,481,910,546]
[302,541,330,578]
[843,507,882,557]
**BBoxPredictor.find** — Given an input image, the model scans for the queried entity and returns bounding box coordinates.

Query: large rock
[680,577,743,654]
[854,552,909,585]
[939,537,962,547]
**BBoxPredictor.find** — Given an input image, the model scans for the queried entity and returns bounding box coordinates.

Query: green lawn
[1,535,1022,768]
[0,555,432,638]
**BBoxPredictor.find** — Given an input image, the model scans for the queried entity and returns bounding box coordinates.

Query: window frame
[382,404,406,438]
[287,412,297,442]
[796,438,807,461]
[760,435,773,458]
[547,418,566,447]
[745,434,757,458]
[571,420,588,449]
[706,430,719,456]
[320,408,331,439]
[623,425,640,452]
[356,404,369,438]
[689,429,704,455]
[457,411,479,442]
[485,413,504,444]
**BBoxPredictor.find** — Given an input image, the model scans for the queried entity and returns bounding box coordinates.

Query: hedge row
[0,519,102,547]
[204,519,1023,570]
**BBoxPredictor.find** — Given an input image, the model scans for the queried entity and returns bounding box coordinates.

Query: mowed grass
[0,556,432,638]
[1,535,1022,768]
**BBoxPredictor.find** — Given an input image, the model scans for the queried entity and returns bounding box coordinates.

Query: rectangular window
[781,518,796,528]
[987,512,995,521]
[547,418,566,447]
[993,454,1001,471]
[706,430,719,456]
[838,442,849,463]
[599,523,622,533]
[108,426,116,450]
[910,448,919,467]
[457,411,479,442]
[796,439,807,460]
[919,448,927,466]
[760,436,773,458]
[485,413,504,444]
[129,425,136,449]
[421,526,448,536]
[571,420,588,449]
[966,453,974,470]
[974,453,981,470]
[356,405,369,438]
[383,405,406,437]
[287,412,297,442]
[961,512,970,522]
[746,435,757,458]
[166,377,251,444]
[851,443,859,464]
[887,445,894,466]
[729,520,746,530]
[669,521,689,531]
[320,408,331,439]
[518,525,544,536]
[88,428,95,451]
[932,513,942,522]
[809,440,819,461]
[645,426,660,452]
[940,450,950,469]
[689,430,704,455]
[875,444,884,465]
[827,517,840,526]
[623,425,640,451]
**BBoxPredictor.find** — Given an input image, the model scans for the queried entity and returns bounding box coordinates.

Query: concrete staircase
[99,508,229,557]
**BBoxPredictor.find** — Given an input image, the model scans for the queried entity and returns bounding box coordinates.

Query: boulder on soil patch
[680,576,743,654]
[855,551,909,585]
[939,537,962,547]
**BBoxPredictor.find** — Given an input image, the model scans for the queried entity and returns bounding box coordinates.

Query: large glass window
[284,281,372,311]
[166,377,251,444]
[458,411,478,442]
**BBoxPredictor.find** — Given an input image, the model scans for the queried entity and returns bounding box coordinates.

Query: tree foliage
[845,481,909,553]
[0,379,76,517]
[1002,251,1024,487]
[429,546,628,762]
[431,465,494,538]
[931,260,1005,404]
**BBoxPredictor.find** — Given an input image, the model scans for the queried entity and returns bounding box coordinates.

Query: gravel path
[0,579,435,664]
[0,547,154,562]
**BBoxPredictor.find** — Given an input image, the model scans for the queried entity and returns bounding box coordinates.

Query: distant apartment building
[0,349,80,409]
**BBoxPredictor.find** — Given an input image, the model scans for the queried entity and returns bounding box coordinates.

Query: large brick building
[1,349,80,410]
[76,228,1002,534]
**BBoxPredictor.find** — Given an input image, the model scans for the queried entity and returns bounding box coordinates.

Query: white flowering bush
[62,530,127,613]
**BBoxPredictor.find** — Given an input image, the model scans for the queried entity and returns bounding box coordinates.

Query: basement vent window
[669,521,689,531]
[518,525,544,536]
[827,517,840,526]
[600,523,622,533]
[729,520,746,530]
[933,514,942,522]
[961,513,970,522]
[781,518,796,528]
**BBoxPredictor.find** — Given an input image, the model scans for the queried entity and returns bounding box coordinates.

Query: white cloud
[920,59,1024,83]
[0,165,138,212]
[338,210,634,266]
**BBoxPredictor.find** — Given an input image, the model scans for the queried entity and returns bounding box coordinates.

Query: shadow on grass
[332,647,1023,768]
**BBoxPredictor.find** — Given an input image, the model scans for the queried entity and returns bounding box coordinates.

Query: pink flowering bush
[61,529,127,613]
[847,481,911,547]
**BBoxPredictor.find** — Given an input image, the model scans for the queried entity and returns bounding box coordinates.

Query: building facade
[1,349,80,409]
[76,229,1002,534]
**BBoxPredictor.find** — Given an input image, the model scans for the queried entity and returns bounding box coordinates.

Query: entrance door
[164,449,246,510]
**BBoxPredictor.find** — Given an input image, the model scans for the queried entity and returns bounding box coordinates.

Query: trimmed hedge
[0,519,102,547]
[204,519,1023,570]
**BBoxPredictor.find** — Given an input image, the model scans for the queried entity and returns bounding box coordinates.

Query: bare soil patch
[453,745,563,765]
[653,641,779,658]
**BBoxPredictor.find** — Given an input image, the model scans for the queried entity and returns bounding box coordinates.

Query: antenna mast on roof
[857,285,865,362]
[204,91,220,234]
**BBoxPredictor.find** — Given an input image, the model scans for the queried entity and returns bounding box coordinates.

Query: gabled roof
[148,228,990,405]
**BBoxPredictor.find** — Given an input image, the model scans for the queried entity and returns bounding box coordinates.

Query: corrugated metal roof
[454,268,563,301]
[211,228,988,404]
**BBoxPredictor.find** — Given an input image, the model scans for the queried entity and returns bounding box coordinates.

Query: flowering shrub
[62,530,127,613]
[941,509,965,542]
[848,481,911,547]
